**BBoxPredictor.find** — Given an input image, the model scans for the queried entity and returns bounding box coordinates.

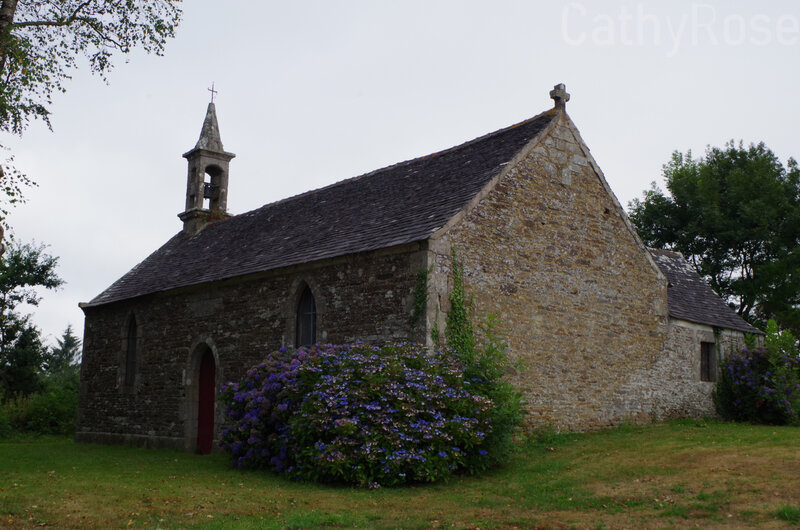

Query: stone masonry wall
[649,320,747,419]
[77,243,425,450]
[430,112,671,431]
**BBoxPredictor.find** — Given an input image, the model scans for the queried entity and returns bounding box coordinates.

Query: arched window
[296,286,316,347]
[124,317,137,388]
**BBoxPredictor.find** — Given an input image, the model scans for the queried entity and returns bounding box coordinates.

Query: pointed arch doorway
[196,346,216,454]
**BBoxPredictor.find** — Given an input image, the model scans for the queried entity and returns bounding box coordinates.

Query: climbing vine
[445,247,475,357]
[441,247,524,469]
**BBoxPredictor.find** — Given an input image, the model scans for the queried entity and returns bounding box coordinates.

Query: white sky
[5,0,799,346]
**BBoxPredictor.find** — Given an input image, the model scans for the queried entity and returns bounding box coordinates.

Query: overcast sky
[6,0,800,346]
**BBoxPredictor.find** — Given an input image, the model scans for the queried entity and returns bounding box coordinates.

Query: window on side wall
[700,341,716,382]
[296,286,317,347]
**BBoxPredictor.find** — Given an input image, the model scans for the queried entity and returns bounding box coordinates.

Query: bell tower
[179,99,236,235]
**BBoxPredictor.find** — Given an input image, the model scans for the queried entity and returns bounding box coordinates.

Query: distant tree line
[0,239,80,436]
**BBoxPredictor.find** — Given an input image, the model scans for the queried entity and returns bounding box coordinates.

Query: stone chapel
[76,85,760,452]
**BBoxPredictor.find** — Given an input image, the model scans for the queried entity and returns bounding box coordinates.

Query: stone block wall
[429,112,671,431]
[648,319,747,419]
[77,243,425,450]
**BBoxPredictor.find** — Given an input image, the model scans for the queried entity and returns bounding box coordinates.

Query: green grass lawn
[1,420,798,528]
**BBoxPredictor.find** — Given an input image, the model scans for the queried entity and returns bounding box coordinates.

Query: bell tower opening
[202,165,224,211]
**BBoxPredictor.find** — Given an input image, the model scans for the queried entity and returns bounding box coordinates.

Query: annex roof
[650,248,762,334]
[85,110,557,308]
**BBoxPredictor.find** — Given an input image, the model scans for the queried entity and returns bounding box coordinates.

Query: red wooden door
[197,350,216,455]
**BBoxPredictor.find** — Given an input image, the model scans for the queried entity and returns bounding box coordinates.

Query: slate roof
[650,249,762,334]
[85,110,557,308]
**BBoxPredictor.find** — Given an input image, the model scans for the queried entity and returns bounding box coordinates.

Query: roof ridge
[237,109,558,218]
[648,247,683,257]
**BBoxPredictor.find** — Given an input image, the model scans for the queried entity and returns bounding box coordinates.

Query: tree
[42,324,80,377]
[0,239,62,397]
[629,141,800,334]
[0,313,43,397]
[0,0,183,221]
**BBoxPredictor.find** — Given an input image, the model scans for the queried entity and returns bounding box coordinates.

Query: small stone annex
[76,84,760,452]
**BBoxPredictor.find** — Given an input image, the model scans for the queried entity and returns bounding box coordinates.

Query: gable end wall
[430,113,671,430]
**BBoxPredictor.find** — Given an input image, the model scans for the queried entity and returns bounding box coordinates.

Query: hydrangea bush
[220,343,496,486]
[219,348,307,471]
[714,321,800,425]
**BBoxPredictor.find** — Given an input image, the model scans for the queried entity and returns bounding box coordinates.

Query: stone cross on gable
[550,83,570,110]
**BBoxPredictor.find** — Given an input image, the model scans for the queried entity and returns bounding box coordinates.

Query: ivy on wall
[445,247,475,356]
